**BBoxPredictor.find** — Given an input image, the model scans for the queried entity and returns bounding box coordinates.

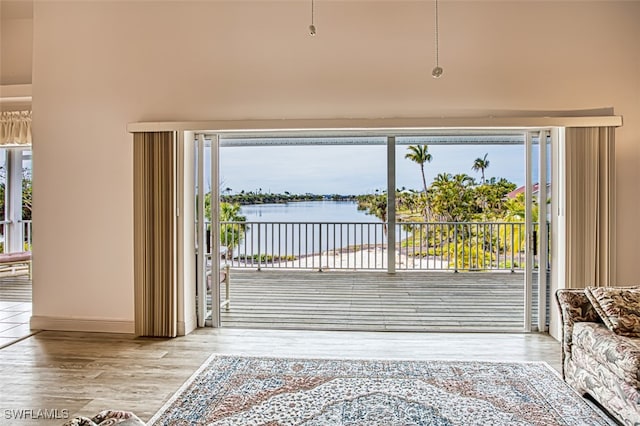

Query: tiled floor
[0,274,35,348]
[0,301,34,347]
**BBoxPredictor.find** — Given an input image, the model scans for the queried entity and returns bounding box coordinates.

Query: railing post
[387,136,396,274]
[318,224,323,272]
[511,223,515,273]
[453,224,458,273]
[257,224,262,271]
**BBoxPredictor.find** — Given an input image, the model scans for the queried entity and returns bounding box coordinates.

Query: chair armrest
[555,288,601,377]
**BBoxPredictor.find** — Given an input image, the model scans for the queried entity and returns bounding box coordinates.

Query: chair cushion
[573,321,640,387]
[0,251,31,262]
[585,286,640,337]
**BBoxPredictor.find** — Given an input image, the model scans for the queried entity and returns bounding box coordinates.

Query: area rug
[148,355,615,425]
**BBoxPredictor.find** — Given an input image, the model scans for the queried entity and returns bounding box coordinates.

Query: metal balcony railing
[0,220,32,253]
[209,221,547,272]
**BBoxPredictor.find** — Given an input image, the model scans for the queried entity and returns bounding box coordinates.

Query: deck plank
[218,269,548,332]
[0,274,31,302]
[0,270,550,333]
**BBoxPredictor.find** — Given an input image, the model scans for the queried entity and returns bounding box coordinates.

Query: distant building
[506,183,552,199]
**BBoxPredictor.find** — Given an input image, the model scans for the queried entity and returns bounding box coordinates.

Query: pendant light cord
[431,0,443,78]
[434,0,439,68]
[309,0,317,35]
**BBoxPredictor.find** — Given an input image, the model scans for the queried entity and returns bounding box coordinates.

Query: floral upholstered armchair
[556,287,640,426]
[62,410,145,426]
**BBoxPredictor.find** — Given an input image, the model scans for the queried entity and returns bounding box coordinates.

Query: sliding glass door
[195,134,221,328]
[194,129,555,331]
[524,129,554,332]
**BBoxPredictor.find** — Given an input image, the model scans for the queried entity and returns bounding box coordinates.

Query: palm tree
[405,145,433,195]
[219,202,247,260]
[428,173,475,222]
[405,145,434,221]
[434,172,451,184]
[472,153,490,184]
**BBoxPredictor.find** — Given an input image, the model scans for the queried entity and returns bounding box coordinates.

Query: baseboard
[177,316,197,336]
[30,315,135,334]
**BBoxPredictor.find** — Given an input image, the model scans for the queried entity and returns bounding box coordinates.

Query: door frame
[152,117,618,336]
[524,129,554,332]
[195,128,558,331]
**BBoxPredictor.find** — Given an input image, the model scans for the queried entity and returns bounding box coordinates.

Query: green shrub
[237,254,297,263]
[447,241,494,271]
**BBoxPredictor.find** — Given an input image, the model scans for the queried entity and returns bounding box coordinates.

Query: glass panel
[194,137,213,325]
[22,149,32,251]
[395,136,525,272]
[22,149,32,221]
[218,137,387,271]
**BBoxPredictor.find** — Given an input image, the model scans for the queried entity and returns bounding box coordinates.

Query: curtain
[133,131,177,337]
[565,127,616,289]
[0,111,32,145]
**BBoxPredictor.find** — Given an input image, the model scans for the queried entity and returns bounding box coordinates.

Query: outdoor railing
[22,220,32,251]
[396,222,532,272]
[215,220,546,272]
[0,220,32,253]
[0,221,7,254]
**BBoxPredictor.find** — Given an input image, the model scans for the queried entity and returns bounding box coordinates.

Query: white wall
[27,1,640,331]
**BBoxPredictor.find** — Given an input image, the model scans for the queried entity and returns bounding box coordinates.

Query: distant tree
[434,172,451,184]
[0,169,32,221]
[428,173,475,222]
[203,194,247,259]
[356,193,388,234]
[22,173,32,220]
[472,178,516,218]
[472,153,490,184]
[405,145,434,220]
[396,190,421,216]
[504,192,539,222]
[219,202,246,260]
[405,145,433,195]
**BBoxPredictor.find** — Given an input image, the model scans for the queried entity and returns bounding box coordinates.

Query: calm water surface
[235,201,384,256]
[240,201,381,223]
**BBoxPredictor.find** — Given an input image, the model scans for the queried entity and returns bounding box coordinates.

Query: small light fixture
[431,0,443,78]
[309,0,317,36]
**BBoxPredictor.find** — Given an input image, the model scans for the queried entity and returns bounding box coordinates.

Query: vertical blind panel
[134,131,177,337]
[564,127,615,289]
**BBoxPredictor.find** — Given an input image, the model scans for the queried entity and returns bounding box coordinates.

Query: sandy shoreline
[226,248,449,270]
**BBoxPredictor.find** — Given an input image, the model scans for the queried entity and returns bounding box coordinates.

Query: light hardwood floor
[0,328,561,425]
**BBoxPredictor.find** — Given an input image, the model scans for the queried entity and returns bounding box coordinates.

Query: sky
[218,144,538,195]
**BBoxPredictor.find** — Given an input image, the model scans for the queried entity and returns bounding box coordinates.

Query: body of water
[240,201,381,223]
[231,201,385,257]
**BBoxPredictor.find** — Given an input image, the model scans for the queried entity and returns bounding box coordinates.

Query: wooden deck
[0,271,549,334]
[0,274,31,302]
[219,269,548,332]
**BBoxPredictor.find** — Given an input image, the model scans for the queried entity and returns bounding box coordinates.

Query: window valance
[1,110,32,145]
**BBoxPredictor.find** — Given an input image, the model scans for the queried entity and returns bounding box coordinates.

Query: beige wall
[0,1,32,86]
[25,1,640,330]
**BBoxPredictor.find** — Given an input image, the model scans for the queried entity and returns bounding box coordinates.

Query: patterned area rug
[148,355,615,425]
